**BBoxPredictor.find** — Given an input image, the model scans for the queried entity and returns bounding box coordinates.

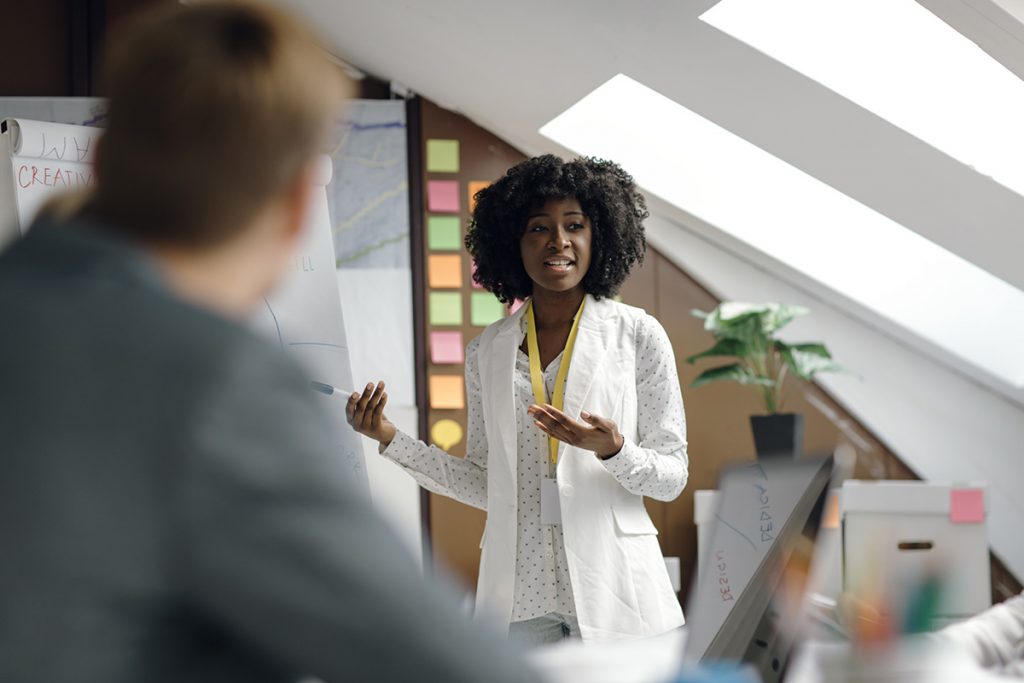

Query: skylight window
[700,0,1024,199]
[540,74,1024,387]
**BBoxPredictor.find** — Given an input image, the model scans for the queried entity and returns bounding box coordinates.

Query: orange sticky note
[950,488,984,524]
[428,254,463,288]
[429,375,465,409]
[468,180,490,212]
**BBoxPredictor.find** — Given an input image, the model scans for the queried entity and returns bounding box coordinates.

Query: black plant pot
[750,413,804,458]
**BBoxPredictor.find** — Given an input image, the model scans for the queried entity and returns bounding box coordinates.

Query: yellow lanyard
[526,297,586,465]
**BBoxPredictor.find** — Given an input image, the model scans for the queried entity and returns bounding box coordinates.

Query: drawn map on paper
[328,101,410,268]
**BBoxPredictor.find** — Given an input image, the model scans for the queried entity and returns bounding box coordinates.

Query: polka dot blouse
[380,310,688,622]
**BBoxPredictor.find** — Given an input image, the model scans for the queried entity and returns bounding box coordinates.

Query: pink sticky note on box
[427,180,460,213]
[430,331,464,365]
[950,488,985,524]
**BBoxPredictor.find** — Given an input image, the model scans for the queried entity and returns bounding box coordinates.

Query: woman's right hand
[346,381,397,448]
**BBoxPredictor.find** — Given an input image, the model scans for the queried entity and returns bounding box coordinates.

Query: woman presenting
[347,155,688,645]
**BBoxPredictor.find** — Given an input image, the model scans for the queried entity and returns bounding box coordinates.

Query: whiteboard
[0,117,367,488]
[685,459,828,661]
[250,154,368,487]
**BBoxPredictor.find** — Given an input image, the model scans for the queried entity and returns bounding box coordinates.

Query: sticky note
[430,331,464,364]
[429,292,462,326]
[428,216,462,250]
[427,180,460,213]
[468,180,490,212]
[507,299,525,315]
[426,139,460,173]
[950,488,985,524]
[430,375,465,409]
[428,254,463,288]
[431,419,464,450]
[471,292,506,327]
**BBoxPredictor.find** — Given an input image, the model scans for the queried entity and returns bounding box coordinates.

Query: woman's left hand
[527,404,624,459]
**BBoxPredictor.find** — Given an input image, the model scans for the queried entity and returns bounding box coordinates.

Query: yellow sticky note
[431,419,464,450]
[468,180,490,212]
[429,375,465,409]
[428,254,463,288]
[427,139,460,173]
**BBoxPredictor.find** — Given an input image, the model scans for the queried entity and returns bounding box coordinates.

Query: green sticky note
[471,292,505,327]
[426,139,460,173]
[428,216,462,250]
[430,292,463,326]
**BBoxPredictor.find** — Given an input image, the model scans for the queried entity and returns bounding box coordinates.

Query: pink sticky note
[950,488,985,524]
[427,180,460,213]
[470,260,483,289]
[508,299,524,314]
[430,331,464,365]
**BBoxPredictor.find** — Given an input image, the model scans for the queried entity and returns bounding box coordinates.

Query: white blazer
[473,295,687,641]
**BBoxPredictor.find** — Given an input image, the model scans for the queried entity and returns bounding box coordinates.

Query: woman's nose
[548,227,570,248]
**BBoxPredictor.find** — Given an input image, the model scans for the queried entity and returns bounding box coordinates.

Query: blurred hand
[527,404,624,459]
[346,381,397,448]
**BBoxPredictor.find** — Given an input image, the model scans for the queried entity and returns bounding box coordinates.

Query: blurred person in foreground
[937,591,1024,678]
[0,3,539,683]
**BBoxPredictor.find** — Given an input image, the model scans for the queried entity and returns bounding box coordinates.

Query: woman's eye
[530,225,548,232]
[568,222,585,231]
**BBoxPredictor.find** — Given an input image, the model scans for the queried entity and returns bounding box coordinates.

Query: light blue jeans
[508,612,581,648]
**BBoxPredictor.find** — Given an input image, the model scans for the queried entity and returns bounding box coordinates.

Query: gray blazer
[0,217,538,683]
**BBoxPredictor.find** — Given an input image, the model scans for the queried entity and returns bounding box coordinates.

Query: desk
[527,629,1009,683]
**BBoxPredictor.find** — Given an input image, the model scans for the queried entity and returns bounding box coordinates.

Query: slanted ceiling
[271,0,1024,580]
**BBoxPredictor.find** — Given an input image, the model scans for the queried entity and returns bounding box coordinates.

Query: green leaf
[761,303,809,334]
[690,363,774,389]
[703,306,769,347]
[691,308,710,320]
[685,338,750,364]
[780,347,844,380]
[789,342,832,358]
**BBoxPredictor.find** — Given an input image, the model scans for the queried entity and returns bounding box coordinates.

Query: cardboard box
[842,480,990,621]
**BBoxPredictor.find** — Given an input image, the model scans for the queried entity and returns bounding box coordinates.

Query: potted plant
[686,302,843,457]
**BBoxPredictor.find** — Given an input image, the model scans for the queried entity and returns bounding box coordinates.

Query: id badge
[541,478,562,525]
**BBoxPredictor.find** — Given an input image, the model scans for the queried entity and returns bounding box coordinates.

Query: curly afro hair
[465,154,648,304]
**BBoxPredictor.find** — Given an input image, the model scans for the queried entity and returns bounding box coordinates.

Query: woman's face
[519,197,592,297]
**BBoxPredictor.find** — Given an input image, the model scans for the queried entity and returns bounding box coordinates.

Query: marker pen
[310,381,356,397]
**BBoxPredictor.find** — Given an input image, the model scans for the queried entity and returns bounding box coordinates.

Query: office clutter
[842,480,990,630]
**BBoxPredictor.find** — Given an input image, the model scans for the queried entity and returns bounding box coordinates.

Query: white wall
[644,208,1024,580]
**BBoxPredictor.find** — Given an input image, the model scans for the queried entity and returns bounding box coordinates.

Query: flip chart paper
[428,216,462,250]
[471,292,505,326]
[430,331,464,364]
[427,180,459,213]
[429,292,462,325]
[426,139,460,173]
[428,254,463,288]
[430,375,465,409]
